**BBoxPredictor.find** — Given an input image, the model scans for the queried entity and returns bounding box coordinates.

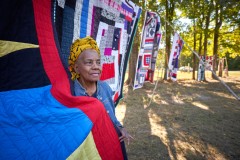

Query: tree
[163,0,176,80]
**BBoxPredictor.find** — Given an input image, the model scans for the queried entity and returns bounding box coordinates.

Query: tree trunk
[192,0,197,80]
[218,58,223,77]
[164,0,174,80]
[224,58,229,77]
[203,0,213,81]
[125,39,139,86]
[192,18,196,80]
[212,1,222,79]
[198,33,203,56]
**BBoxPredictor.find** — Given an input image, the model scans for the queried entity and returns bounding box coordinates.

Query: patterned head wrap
[68,36,100,80]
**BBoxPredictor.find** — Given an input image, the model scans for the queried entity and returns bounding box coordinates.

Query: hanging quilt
[0,0,141,159]
[197,62,205,81]
[197,55,213,81]
[58,0,142,104]
[200,55,213,70]
[168,32,184,81]
[133,11,161,90]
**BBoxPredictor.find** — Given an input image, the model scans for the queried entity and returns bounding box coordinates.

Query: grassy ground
[116,71,240,160]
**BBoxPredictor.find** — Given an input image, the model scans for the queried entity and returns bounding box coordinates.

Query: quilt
[200,55,213,71]
[133,11,161,90]
[0,0,140,159]
[57,0,142,104]
[168,32,184,81]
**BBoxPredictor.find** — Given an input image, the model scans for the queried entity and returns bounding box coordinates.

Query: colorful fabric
[197,63,205,81]
[200,55,213,71]
[68,36,100,80]
[168,32,184,81]
[0,40,39,57]
[67,132,101,159]
[100,63,116,80]
[59,0,142,104]
[133,11,162,90]
[0,0,139,159]
[0,86,96,159]
[197,55,213,81]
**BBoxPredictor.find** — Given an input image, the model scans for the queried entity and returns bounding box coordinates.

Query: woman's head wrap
[68,36,100,80]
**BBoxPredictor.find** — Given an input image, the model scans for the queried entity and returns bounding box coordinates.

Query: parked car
[179,66,193,72]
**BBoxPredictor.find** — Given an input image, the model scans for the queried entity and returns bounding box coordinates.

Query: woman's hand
[118,127,134,145]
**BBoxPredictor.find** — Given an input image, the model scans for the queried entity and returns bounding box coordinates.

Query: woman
[68,36,133,159]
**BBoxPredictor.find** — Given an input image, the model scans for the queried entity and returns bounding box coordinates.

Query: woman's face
[74,49,102,83]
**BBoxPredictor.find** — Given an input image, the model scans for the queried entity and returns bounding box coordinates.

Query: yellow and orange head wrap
[68,36,100,80]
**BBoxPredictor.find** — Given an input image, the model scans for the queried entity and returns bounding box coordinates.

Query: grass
[116,71,240,160]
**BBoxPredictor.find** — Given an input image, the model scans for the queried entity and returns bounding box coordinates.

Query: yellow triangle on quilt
[0,40,39,57]
[67,132,101,160]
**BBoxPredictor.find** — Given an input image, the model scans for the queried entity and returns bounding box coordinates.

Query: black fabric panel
[0,49,50,91]
[0,0,50,91]
[91,6,102,39]
[100,14,115,26]
[112,28,121,50]
[65,0,76,9]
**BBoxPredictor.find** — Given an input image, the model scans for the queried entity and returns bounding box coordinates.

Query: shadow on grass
[119,80,240,160]
[121,85,171,160]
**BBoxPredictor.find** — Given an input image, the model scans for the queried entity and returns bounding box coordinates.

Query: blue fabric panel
[0,85,93,160]
[80,0,89,38]
[61,5,75,70]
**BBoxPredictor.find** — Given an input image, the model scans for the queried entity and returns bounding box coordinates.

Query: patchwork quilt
[133,11,161,90]
[200,55,213,71]
[0,0,140,159]
[168,32,184,81]
[197,56,213,81]
[57,0,141,104]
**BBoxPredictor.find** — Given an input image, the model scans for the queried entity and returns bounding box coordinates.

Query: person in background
[68,36,133,159]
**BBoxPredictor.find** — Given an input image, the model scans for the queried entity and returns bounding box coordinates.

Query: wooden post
[224,57,229,77]
[218,58,223,77]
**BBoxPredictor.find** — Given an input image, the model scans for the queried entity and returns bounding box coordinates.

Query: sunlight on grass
[206,144,227,159]
[147,93,153,98]
[142,96,150,109]
[172,95,185,104]
[148,110,172,155]
[160,100,169,105]
[148,109,168,141]
[173,133,227,160]
[148,108,228,160]
[116,104,126,124]
[120,71,240,159]
[174,139,199,160]
[213,91,237,100]
[192,102,209,110]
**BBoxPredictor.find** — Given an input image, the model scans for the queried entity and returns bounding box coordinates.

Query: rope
[147,65,162,107]
[147,16,167,107]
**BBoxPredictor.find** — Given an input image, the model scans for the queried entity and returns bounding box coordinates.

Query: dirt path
[116,75,240,160]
